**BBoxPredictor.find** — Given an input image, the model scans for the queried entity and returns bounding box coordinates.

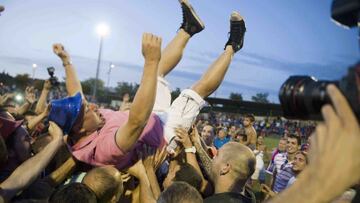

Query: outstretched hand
[175,127,193,148]
[25,86,36,105]
[142,33,162,63]
[189,125,201,145]
[0,93,14,106]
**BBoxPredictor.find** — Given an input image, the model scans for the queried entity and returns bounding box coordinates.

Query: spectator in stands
[228,125,238,140]
[300,136,311,152]
[213,128,230,149]
[266,137,287,175]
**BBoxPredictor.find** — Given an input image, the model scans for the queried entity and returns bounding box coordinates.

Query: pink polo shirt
[70,109,166,170]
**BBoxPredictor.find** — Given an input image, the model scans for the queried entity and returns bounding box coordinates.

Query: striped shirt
[266,152,287,175]
[273,163,294,193]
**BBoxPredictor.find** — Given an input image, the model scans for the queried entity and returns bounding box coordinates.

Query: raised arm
[53,44,84,97]
[141,145,168,199]
[127,160,157,203]
[35,80,51,115]
[189,126,213,178]
[115,33,161,153]
[16,87,36,116]
[176,127,211,195]
[26,105,50,131]
[0,122,64,203]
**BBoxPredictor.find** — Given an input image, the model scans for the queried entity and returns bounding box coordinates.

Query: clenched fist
[53,43,70,61]
[141,33,162,63]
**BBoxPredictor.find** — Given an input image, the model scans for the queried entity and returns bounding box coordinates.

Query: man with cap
[50,0,247,170]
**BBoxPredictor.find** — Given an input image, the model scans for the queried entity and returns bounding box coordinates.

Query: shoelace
[230,21,245,43]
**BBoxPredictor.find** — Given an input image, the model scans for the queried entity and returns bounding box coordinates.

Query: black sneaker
[179,0,205,36]
[225,12,246,52]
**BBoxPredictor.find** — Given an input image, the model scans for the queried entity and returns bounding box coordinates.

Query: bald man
[205,142,256,203]
[82,166,123,203]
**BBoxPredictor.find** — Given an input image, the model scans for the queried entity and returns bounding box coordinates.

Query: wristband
[184,146,196,154]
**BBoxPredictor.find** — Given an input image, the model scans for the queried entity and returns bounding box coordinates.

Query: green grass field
[264,135,281,152]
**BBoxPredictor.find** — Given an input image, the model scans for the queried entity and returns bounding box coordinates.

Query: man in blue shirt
[213,128,231,149]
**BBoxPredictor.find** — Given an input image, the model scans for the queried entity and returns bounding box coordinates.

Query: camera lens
[279,76,335,120]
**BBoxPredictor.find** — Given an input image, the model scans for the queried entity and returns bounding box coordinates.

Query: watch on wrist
[184,146,196,154]
[63,61,72,66]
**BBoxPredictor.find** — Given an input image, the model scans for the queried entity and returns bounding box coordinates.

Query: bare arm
[141,145,167,199]
[175,128,210,194]
[16,102,32,116]
[26,107,49,131]
[0,93,14,107]
[35,80,51,114]
[0,122,64,203]
[115,33,161,153]
[144,165,161,199]
[189,127,213,178]
[16,87,36,116]
[43,157,77,188]
[127,160,157,203]
[53,44,84,97]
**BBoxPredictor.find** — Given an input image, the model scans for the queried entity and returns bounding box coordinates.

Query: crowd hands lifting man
[0,0,359,202]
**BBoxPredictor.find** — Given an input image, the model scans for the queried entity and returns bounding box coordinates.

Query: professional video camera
[47,67,60,87]
[279,0,360,122]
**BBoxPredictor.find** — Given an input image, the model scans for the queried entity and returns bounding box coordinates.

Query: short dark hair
[173,163,202,192]
[157,181,203,203]
[49,183,97,203]
[245,114,255,123]
[288,134,301,146]
[82,166,123,203]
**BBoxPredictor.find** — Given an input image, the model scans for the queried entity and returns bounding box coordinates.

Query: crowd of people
[0,0,359,202]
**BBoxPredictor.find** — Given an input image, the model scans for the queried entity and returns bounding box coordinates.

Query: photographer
[269,85,360,203]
